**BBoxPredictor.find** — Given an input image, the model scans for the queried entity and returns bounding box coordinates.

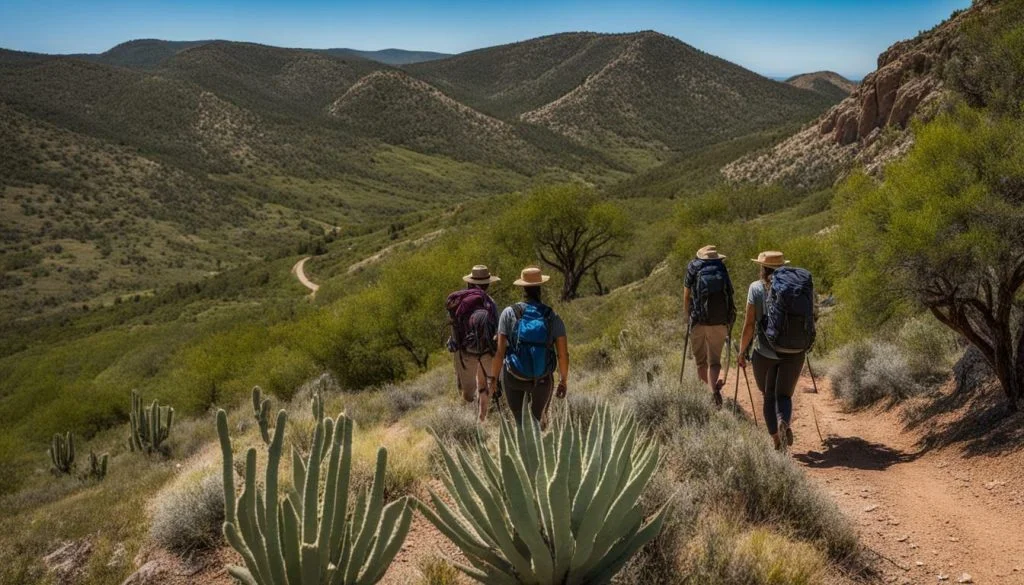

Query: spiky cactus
[83,451,109,481]
[49,432,75,475]
[252,386,273,445]
[128,390,174,456]
[419,403,670,585]
[215,397,413,585]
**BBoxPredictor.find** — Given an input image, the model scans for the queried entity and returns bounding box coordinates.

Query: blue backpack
[507,302,555,380]
[763,266,816,352]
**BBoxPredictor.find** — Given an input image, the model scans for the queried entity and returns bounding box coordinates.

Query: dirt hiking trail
[730,367,1024,584]
[292,256,319,296]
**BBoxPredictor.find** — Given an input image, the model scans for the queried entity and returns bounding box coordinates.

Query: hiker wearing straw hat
[487,266,570,424]
[738,251,816,451]
[682,245,736,408]
[445,265,501,421]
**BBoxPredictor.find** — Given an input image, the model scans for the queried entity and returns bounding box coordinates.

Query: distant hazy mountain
[317,48,452,65]
[785,71,858,101]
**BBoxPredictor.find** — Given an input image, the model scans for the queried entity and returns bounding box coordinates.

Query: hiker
[738,251,816,451]
[683,245,736,408]
[446,265,500,422]
[487,266,569,424]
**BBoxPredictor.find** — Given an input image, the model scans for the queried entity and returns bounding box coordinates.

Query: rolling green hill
[319,47,453,65]
[785,71,858,101]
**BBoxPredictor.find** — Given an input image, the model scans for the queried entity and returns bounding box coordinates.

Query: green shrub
[830,341,920,408]
[149,471,224,556]
[422,404,479,447]
[624,376,713,436]
[670,415,858,561]
[896,316,958,380]
[417,555,461,585]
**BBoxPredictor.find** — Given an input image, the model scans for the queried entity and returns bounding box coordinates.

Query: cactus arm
[238,448,273,584]
[343,448,387,584]
[301,417,326,546]
[356,500,414,585]
[281,497,303,585]
[224,522,266,585]
[216,410,237,524]
[227,565,260,585]
[327,416,353,559]
[318,416,343,571]
[300,542,320,585]
[264,410,288,585]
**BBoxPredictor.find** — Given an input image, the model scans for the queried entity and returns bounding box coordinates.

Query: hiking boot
[712,379,724,409]
[778,419,794,447]
[771,433,783,451]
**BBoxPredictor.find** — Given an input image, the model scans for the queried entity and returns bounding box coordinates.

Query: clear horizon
[0,0,970,78]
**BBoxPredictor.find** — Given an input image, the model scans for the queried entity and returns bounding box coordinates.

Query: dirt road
[292,256,319,296]
[731,369,1024,584]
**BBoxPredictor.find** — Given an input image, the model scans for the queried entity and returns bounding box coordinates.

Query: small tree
[834,107,1024,410]
[499,184,630,301]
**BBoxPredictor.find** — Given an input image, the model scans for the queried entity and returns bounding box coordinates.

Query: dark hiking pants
[501,368,554,425]
[752,350,806,435]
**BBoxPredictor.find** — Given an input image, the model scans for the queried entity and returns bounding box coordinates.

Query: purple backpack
[446,289,498,355]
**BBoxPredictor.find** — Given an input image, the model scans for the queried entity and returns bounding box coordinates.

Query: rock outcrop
[723,5,983,188]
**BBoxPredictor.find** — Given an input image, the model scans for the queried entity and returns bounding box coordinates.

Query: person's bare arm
[555,336,569,397]
[737,303,756,368]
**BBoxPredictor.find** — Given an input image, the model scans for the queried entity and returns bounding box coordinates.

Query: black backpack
[762,266,816,352]
[690,259,735,326]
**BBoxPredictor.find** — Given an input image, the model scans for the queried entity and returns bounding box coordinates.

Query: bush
[149,471,224,556]
[624,375,713,436]
[670,416,859,561]
[830,341,920,408]
[896,316,958,380]
[421,403,480,447]
[417,555,461,585]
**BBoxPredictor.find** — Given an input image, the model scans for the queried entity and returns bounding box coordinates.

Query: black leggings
[752,350,805,435]
[500,369,553,424]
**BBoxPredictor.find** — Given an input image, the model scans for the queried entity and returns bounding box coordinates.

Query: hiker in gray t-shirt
[487,266,569,424]
[738,251,807,451]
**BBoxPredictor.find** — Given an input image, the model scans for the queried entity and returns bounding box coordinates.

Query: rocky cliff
[723,4,983,188]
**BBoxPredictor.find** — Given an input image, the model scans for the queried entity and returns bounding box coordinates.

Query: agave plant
[418,403,670,585]
[216,392,413,585]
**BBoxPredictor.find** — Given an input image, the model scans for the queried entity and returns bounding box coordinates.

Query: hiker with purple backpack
[446,265,501,422]
[487,266,569,425]
[738,251,816,451]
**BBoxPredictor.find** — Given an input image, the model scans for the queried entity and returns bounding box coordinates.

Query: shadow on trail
[794,436,919,471]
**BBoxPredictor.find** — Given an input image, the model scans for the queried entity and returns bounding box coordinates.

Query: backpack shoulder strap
[512,302,526,320]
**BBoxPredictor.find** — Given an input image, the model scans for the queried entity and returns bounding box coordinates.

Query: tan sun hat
[513,266,551,287]
[696,245,726,260]
[463,265,501,285]
[751,251,790,268]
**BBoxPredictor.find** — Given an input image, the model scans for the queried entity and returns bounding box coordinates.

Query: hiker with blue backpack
[487,266,570,424]
[738,251,816,451]
[682,245,736,408]
[446,265,501,422]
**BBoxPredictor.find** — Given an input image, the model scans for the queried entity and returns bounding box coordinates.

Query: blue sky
[0,0,970,78]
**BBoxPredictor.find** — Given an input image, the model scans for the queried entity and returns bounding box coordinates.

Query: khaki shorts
[453,351,493,402]
[690,324,728,369]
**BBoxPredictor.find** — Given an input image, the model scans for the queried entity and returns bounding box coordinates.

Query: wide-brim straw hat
[513,266,551,287]
[696,245,726,260]
[751,251,790,268]
[463,265,501,284]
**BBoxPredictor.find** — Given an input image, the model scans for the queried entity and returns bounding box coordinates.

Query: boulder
[119,560,168,585]
[953,345,992,394]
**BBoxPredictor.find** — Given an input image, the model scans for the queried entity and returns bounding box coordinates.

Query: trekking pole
[722,334,732,385]
[678,319,692,386]
[805,356,825,445]
[742,365,758,427]
[732,359,741,414]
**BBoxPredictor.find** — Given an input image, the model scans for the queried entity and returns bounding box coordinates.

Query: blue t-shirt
[747,280,779,360]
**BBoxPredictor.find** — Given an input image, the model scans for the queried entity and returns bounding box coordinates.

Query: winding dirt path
[292,256,319,296]
[729,368,1024,584]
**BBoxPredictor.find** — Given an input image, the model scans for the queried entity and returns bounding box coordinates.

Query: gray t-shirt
[498,302,567,340]
[746,280,779,360]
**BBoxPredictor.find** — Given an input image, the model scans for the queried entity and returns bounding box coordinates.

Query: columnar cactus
[128,389,174,456]
[216,397,413,585]
[419,404,670,585]
[252,386,273,445]
[83,451,109,480]
[49,432,75,475]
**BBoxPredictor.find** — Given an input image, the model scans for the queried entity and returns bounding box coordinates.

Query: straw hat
[751,251,790,268]
[513,266,551,287]
[463,265,501,285]
[696,245,726,260]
